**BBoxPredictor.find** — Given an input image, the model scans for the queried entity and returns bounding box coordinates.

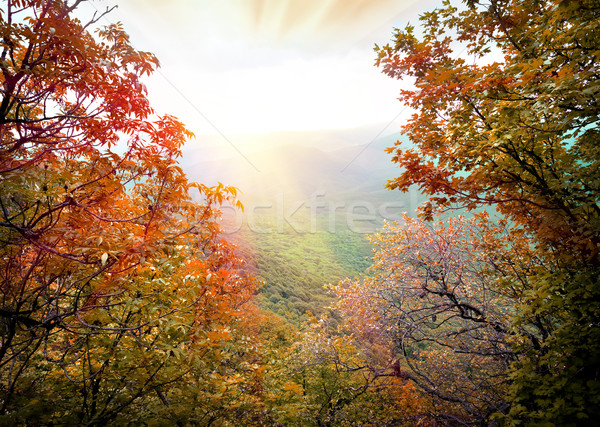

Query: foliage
[228,212,373,323]
[0,1,258,423]
[288,313,431,426]
[373,0,600,423]
[334,213,541,424]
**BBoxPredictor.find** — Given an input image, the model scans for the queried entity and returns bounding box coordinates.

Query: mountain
[180,130,419,212]
[178,129,425,321]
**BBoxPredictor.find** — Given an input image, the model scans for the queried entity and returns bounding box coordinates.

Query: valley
[181,129,425,320]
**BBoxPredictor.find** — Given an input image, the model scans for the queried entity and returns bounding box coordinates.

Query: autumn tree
[0,1,258,423]
[371,0,600,423]
[289,313,430,426]
[334,213,542,424]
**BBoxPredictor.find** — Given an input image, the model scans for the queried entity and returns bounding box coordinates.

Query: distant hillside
[180,123,397,161]
[181,130,420,213]
[179,129,425,321]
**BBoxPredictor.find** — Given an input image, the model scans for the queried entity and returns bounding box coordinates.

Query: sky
[73,0,446,227]
[83,0,441,157]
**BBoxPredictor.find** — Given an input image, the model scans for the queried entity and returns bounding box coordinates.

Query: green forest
[1,0,599,425]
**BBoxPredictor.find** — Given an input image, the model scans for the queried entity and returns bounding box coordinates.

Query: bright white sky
[84,0,441,154]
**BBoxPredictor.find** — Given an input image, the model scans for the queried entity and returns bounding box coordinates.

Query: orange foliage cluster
[0,1,259,423]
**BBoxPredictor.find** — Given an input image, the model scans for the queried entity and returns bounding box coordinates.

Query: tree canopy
[4,0,600,424]
[360,0,600,423]
[0,1,260,423]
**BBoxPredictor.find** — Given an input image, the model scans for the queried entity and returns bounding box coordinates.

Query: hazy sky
[83,0,441,154]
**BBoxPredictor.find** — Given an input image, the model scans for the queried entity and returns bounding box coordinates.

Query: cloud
[245,0,427,50]
[119,0,436,54]
[102,0,437,134]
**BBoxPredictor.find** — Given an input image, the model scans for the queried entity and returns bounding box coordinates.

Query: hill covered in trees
[181,133,425,321]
